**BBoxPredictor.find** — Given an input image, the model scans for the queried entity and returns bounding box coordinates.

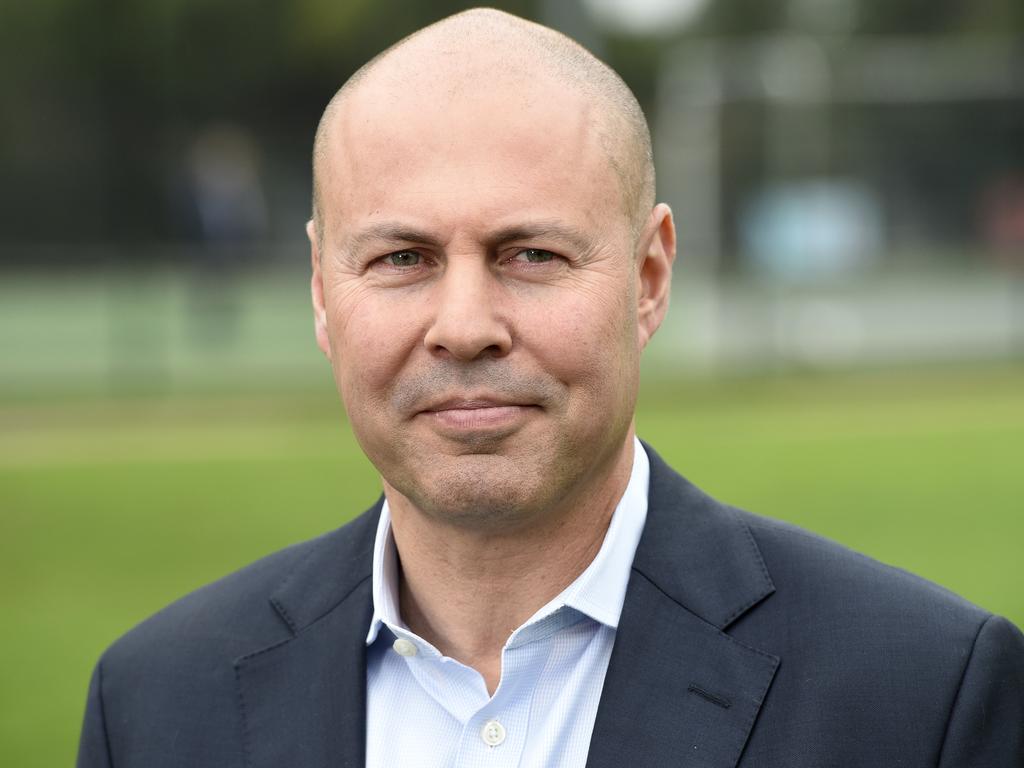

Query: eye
[513,248,556,264]
[383,250,421,267]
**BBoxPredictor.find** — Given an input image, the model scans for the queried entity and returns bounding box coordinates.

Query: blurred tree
[700,0,789,36]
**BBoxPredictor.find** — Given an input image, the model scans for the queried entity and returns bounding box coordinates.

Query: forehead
[319,66,627,241]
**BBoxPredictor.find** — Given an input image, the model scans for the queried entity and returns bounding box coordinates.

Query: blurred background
[2,0,1023,764]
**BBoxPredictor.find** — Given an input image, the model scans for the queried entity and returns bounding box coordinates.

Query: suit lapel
[235,502,381,768]
[235,582,372,768]
[586,574,778,768]
[587,445,780,768]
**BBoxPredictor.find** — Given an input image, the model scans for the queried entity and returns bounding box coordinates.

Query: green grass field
[2,365,1023,767]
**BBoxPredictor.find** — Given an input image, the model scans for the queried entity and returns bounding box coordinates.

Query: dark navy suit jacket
[78,445,1024,767]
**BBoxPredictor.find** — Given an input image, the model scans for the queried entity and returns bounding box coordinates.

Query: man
[78,9,1024,768]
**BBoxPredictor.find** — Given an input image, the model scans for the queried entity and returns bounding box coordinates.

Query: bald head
[311,8,655,244]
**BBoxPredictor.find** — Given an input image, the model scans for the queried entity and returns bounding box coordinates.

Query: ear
[636,203,676,349]
[307,219,332,360]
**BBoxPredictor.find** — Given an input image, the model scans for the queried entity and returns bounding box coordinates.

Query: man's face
[310,69,670,529]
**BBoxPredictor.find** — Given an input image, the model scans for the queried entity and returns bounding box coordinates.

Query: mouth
[418,397,540,434]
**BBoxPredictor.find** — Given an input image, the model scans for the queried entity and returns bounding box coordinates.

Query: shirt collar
[366,437,650,645]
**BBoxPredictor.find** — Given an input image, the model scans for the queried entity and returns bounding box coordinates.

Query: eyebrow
[486,223,595,255]
[342,220,595,255]
[343,223,443,253]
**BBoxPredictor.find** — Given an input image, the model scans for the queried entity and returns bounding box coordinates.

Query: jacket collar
[269,497,381,634]
[633,441,775,630]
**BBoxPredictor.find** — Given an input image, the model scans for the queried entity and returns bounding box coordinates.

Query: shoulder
[738,507,1024,690]
[99,503,380,673]
[734,507,1024,760]
[723,498,1023,722]
[82,503,381,764]
[644,441,997,638]
[648,445,1024,758]
[741,508,991,632]
[642,440,1020,688]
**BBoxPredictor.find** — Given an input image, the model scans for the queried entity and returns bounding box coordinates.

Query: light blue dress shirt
[365,438,650,768]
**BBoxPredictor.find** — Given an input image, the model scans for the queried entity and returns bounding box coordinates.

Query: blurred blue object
[741,179,883,280]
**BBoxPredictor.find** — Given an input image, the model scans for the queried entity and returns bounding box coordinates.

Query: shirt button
[480,719,506,747]
[392,638,418,657]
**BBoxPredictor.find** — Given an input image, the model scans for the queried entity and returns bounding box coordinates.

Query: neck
[385,436,635,694]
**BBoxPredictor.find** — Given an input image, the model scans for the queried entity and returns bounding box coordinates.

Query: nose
[423,259,512,361]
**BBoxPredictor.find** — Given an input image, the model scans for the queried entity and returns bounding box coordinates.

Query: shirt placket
[450,635,555,768]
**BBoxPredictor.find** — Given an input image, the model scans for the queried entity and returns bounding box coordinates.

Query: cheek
[519,280,637,390]
[325,283,420,411]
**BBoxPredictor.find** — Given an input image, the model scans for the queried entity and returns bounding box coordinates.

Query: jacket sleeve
[77,660,114,768]
[937,614,1024,768]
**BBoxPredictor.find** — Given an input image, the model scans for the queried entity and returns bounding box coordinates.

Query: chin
[399,458,562,531]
